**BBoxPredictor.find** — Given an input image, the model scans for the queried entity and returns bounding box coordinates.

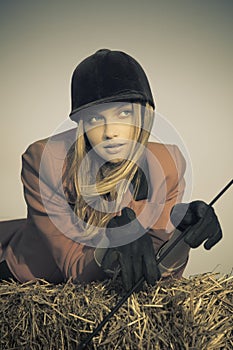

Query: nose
[104,123,119,139]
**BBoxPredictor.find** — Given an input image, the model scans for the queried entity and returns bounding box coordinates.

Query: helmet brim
[69,91,155,122]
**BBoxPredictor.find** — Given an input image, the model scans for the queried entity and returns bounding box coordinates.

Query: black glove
[170,200,222,250]
[95,208,160,291]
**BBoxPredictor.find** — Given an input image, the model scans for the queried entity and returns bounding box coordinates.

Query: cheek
[85,128,102,147]
[124,125,137,139]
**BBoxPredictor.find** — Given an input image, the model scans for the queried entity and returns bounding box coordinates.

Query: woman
[0,49,222,291]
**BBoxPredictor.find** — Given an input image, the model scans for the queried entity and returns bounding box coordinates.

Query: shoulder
[147,141,183,158]
[22,127,77,162]
[21,129,78,191]
[146,141,186,178]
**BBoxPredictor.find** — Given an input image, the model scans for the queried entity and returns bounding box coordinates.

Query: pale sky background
[1,0,232,277]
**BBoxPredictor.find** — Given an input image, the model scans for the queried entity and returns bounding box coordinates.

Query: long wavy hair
[63,102,154,239]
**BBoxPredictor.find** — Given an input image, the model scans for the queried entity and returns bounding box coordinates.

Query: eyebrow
[90,103,132,114]
[111,102,132,109]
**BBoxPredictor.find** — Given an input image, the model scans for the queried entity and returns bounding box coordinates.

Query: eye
[118,110,133,118]
[87,115,104,125]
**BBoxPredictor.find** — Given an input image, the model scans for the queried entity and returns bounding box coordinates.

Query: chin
[109,158,123,163]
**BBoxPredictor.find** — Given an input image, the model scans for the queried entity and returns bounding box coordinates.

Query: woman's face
[83,102,140,163]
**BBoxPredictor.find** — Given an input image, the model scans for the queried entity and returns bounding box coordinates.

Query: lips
[103,143,126,154]
[104,143,125,148]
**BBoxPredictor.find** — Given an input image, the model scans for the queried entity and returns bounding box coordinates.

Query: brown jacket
[0,128,186,283]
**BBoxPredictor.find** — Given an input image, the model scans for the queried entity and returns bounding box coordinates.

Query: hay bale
[0,273,232,349]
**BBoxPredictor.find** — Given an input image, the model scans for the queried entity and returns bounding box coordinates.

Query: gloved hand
[170,200,222,250]
[95,207,160,291]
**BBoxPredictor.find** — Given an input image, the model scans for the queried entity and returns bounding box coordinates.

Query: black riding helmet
[69,49,155,121]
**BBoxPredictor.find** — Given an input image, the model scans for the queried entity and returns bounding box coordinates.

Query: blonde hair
[64,102,154,239]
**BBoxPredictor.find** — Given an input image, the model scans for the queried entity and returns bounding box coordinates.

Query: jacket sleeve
[129,143,188,278]
[129,144,186,235]
[148,144,189,278]
[21,140,106,283]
